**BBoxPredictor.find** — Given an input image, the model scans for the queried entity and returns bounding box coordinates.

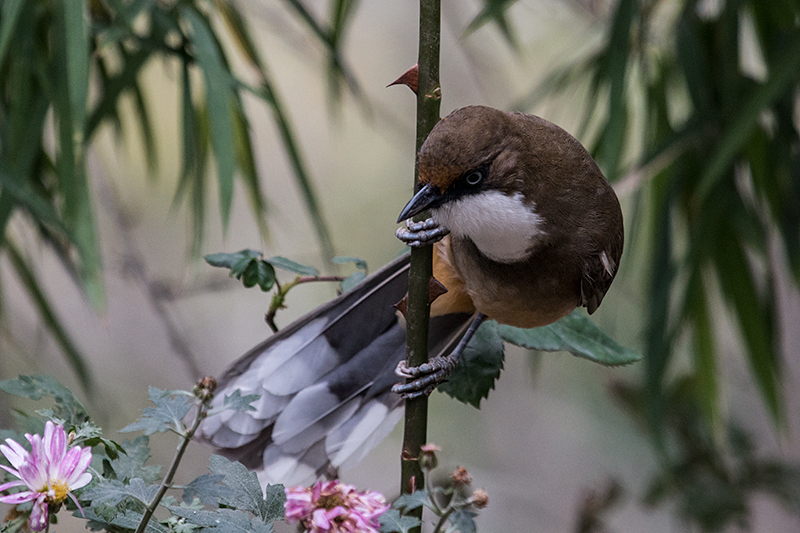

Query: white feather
[435,191,546,262]
[326,402,403,469]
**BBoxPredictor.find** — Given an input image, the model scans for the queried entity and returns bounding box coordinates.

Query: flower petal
[69,471,92,491]
[1,440,29,469]
[18,459,47,490]
[68,491,87,518]
[64,447,92,487]
[0,490,38,504]
[29,494,49,531]
[0,479,27,492]
[56,445,81,482]
[44,421,66,468]
[0,463,21,479]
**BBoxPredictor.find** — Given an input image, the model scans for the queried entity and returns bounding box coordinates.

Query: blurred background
[1,0,800,531]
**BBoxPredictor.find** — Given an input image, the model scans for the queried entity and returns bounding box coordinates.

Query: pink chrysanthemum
[0,421,92,531]
[284,479,389,533]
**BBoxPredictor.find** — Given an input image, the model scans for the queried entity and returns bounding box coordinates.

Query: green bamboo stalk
[400,0,441,530]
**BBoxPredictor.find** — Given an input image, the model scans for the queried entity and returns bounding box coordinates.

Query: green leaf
[333,256,368,271]
[465,0,520,48]
[0,374,88,423]
[497,309,641,366]
[168,507,274,533]
[181,474,233,506]
[0,0,24,72]
[119,387,192,435]
[180,6,237,229]
[448,508,478,533]
[109,435,162,482]
[439,321,505,408]
[391,490,431,512]
[379,509,421,533]
[341,271,366,293]
[208,455,285,522]
[222,390,261,413]
[5,244,92,392]
[696,32,800,202]
[205,249,261,269]
[81,478,158,507]
[266,256,319,277]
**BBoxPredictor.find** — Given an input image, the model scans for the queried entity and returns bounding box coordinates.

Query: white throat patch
[435,191,546,262]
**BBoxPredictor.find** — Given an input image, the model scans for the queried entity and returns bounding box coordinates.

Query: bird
[197,105,624,487]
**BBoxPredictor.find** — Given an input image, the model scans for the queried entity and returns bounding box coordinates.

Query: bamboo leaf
[696,32,800,202]
[180,6,236,229]
[5,242,92,392]
[713,226,781,423]
[0,0,24,72]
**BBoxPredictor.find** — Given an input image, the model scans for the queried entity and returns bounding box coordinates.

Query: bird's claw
[392,356,457,399]
[395,217,449,247]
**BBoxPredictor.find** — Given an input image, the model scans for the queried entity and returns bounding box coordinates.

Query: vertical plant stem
[135,403,205,533]
[401,0,441,530]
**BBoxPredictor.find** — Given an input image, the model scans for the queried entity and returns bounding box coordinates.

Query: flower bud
[419,443,441,470]
[195,376,217,401]
[470,489,489,509]
[451,466,472,486]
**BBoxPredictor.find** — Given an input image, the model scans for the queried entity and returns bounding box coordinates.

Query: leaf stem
[400,1,441,531]
[265,275,347,332]
[134,401,206,533]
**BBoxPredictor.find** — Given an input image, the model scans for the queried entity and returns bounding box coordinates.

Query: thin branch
[135,401,206,533]
[400,2,441,532]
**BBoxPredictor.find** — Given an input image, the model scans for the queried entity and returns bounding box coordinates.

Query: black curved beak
[396,183,446,223]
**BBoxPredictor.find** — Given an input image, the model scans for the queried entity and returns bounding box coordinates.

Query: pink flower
[0,421,92,531]
[284,479,389,533]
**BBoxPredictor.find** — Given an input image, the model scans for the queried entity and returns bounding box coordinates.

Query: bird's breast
[434,190,547,263]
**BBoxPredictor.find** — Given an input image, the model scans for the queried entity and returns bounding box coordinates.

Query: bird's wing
[580,232,623,314]
[197,252,471,486]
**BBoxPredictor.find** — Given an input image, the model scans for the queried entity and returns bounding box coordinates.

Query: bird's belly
[449,237,580,329]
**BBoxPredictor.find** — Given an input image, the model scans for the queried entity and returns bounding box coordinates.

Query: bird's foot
[392,356,457,399]
[395,217,449,247]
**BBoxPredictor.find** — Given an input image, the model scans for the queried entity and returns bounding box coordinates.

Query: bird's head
[396,105,517,223]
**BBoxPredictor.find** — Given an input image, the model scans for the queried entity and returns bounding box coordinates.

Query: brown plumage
[406,105,623,328]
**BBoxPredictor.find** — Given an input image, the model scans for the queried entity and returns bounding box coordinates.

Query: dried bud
[451,466,472,486]
[470,489,489,509]
[67,431,77,445]
[195,376,217,401]
[419,443,441,470]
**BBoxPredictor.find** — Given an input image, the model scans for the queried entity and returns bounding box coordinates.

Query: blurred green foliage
[522,0,800,433]
[0,0,358,387]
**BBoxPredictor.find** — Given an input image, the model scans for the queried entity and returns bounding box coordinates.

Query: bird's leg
[392,312,487,399]
[395,217,450,247]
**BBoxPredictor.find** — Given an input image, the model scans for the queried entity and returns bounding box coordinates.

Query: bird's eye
[465,170,483,186]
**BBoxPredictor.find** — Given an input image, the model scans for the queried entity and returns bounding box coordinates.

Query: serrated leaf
[391,490,431,512]
[0,374,88,423]
[110,435,162,482]
[439,321,505,408]
[379,509,421,533]
[81,478,158,506]
[120,387,191,435]
[266,256,319,277]
[168,507,274,533]
[222,390,260,413]
[208,455,285,521]
[112,510,169,533]
[182,474,233,505]
[497,309,641,366]
[448,508,478,533]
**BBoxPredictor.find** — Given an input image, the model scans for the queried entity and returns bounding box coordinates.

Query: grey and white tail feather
[197,253,470,487]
